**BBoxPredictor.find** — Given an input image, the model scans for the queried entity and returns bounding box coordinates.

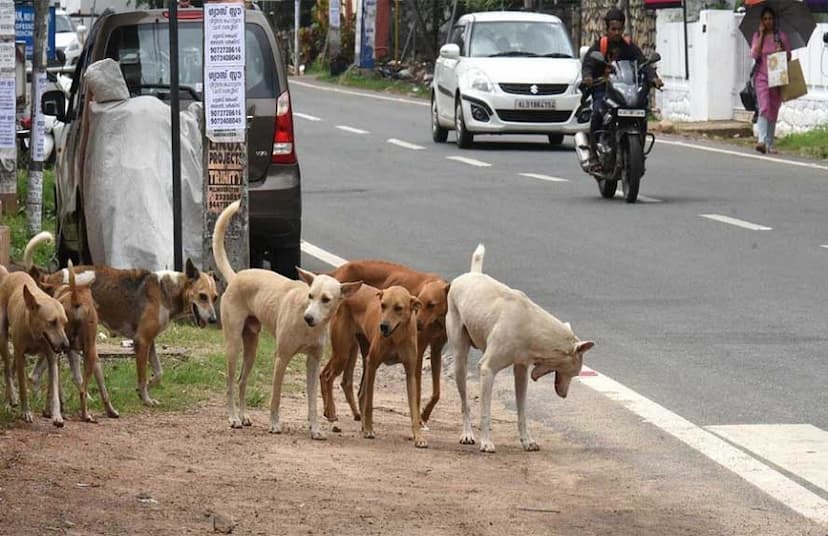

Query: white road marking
[294,112,321,121]
[707,424,828,493]
[700,214,773,231]
[657,139,828,172]
[578,366,828,525]
[820,245,828,250]
[614,188,662,203]
[301,241,828,526]
[300,241,346,267]
[387,138,425,150]
[519,172,568,182]
[290,79,429,107]
[446,156,492,167]
[336,125,370,134]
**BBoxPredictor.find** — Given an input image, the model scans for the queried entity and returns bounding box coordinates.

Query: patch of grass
[0,322,310,428]
[0,168,58,268]
[776,126,828,160]
[305,63,429,100]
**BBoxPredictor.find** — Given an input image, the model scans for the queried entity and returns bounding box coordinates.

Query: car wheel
[455,99,474,149]
[432,94,448,143]
[548,134,565,145]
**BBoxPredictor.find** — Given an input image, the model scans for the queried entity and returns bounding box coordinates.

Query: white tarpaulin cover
[82,58,203,270]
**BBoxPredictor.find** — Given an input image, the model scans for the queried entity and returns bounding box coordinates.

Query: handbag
[781,58,807,102]
[739,61,759,112]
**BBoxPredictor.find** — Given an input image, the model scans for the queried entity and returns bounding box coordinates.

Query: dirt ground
[0,363,824,536]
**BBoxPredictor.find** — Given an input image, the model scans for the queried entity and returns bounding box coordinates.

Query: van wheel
[548,134,564,145]
[455,100,474,149]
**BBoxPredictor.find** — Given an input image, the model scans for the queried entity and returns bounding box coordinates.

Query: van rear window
[103,21,276,99]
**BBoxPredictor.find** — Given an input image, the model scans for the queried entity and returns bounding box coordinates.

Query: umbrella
[739,0,817,50]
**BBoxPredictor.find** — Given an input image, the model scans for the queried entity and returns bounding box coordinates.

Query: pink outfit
[751,30,791,121]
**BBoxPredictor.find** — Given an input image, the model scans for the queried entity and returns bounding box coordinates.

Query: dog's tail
[212,200,241,283]
[470,243,485,273]
[23,231,54,270]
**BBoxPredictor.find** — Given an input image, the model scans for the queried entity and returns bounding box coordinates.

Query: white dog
[213,200,362,439]
[446,244,594,453]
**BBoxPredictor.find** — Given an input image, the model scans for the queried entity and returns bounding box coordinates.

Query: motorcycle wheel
[622,135,644,203]
[598,179,617,198]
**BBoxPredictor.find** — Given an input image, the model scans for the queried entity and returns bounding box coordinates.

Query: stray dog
[31,259,119,422]
[446,244,594,453]
[0,265,71,426]
[328,260,450,425]
[42,259,218,406]
[320,284,426,447]
[213,200,361,439]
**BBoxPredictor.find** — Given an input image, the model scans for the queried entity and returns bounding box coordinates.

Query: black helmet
[605,7,626,24]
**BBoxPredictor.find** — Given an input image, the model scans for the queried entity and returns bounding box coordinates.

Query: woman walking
[751,6,791,154]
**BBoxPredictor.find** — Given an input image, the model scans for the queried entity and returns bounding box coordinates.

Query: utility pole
[26,0,48,235]
[0,0,16,217]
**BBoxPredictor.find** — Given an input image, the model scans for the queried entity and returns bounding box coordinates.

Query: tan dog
[446,245,595,453]
[0,265,70,426]
[30,260,119,422]
[320,284,426,448]
[328,260,449,426]
[213,200,361,439]
[42,259,218,406]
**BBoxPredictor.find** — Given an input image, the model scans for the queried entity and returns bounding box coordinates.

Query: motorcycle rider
[581,8,663,166]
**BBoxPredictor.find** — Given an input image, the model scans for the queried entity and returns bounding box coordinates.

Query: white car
[55,10,85,66]
[431,11,587,148]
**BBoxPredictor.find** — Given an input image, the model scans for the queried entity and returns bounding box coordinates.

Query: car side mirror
[440,43,460,60]
[579,45,589,61]
[42,90,67,123]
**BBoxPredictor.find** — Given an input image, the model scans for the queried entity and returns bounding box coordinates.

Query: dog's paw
[362,430,375,439]
[22,411,33,423]
[323,412,338,423]
[459,434,476,445]
[269,423,282,434]
[479,441,496,453]
[521,440,540,452]
[420,421,430,432]
[82,413,98,424]
[229,417,244,429]
[414,438,429,449]
[106,407,120,419]
[52,417,64,428]
[352,413,361,422]
[142,398,159,407]
[310,429,327,441]
[148,375,162,388]
[241,416,252,427]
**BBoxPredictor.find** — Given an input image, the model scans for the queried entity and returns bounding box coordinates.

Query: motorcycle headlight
[460,68,494,93]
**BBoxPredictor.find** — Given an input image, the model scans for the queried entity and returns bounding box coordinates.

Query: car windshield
[104,21,275,98]
[469,21,574,58]
[56,14,75,33]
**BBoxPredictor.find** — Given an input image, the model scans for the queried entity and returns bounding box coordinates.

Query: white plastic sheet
[81,58,204,270]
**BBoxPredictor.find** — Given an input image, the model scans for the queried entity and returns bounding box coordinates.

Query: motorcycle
[574,51,661,203]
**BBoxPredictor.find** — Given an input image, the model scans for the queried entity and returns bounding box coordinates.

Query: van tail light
[273,90,296,165]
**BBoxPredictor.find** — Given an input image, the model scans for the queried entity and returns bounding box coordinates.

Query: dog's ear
[442,282,450,296]
[185,258,200,280]
[376,290,384,300]
[574,340,595,354]
[340,280,362,297]
[23,285,40,312]
[410,296,423,312]
[296,267,316,285]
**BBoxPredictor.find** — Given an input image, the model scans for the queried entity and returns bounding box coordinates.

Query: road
[289,77,828,529]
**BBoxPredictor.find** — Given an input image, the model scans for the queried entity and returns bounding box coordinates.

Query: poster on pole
[32,70,46,162]
[329,0,340,29]
[358,0,376,68]
[204,3,245,143]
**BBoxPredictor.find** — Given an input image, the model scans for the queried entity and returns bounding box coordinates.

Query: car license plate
[617,109,646,118]
[514,99,556,110]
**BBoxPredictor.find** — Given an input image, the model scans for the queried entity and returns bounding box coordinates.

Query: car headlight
[571,75,582,94]
[460,68,494,93]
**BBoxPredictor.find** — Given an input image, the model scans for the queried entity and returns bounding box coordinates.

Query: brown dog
[30,261,119,422]
[328,260,449,426]
[42,259,218,405]
[0,265,71,426]
[320,283,426,448]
